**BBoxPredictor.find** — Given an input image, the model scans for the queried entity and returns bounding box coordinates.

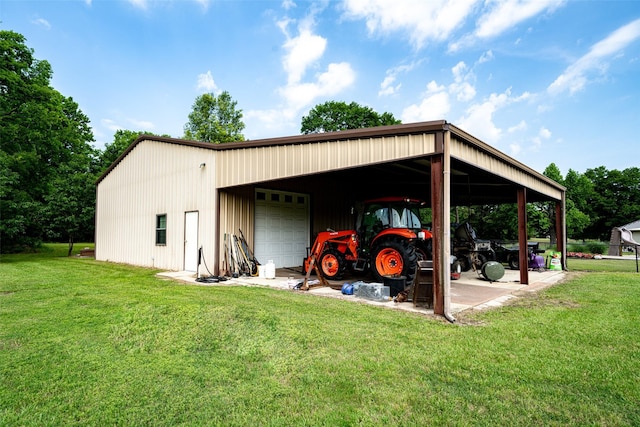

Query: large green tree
[301,101,401,134]
[583,166,640,240]
[1,30,97,252]
[183,91,245,143]
[563,169,594,240]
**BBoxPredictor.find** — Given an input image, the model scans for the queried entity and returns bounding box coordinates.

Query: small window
[256,191,266,200]
[271,193,280,202]
[284,195,293,203]
[156,214,167,245]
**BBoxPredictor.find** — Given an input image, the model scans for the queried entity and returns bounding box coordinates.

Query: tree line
[456,163,640,244]
[1,30,638,254]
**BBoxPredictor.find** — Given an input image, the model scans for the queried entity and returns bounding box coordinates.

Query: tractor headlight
[418,231,426,240]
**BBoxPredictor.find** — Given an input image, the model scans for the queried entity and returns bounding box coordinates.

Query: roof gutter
[443,126,455,323]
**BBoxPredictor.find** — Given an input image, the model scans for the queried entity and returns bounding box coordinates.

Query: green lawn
[1,244,639,425]
[567,256,639,273]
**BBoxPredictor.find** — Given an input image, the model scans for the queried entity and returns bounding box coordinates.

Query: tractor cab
[356,197,430,248]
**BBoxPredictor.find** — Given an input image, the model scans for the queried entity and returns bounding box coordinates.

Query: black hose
[195,247,227,282]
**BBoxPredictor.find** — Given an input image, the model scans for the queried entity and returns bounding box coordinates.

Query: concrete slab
[156,266,566,318]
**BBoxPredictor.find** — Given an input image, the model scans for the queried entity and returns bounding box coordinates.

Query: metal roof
[97,120,565,205]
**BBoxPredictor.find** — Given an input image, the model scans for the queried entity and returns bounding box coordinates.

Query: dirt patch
[509,293,581,310]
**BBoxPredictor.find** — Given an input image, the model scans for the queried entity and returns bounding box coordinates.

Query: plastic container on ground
[265,260,276,279]
[354,283,390,301]
[383,275,406,297]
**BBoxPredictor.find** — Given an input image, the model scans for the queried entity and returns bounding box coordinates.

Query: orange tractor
[303,197,460,285]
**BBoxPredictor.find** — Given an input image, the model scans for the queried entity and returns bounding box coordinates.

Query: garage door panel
[255,189,309,268]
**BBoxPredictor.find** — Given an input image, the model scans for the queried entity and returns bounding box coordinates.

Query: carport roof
[98,120,564,205]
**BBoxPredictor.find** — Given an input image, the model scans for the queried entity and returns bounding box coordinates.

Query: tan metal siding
[218,189,254,269]
[216,133,436,188]
[310,192,354,235]
[450,136,563,201]
[96,140,218,271]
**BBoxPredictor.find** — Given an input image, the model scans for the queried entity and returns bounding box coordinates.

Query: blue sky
[2,0,639,174]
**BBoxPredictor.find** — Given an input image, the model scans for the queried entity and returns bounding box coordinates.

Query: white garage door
[254,189,309,268]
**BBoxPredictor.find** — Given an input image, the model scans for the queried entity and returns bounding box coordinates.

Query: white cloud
[548,18,640,95]
[196,71,219,93]
[378,61,420,97]
[378,75,400,96]
[282,26,327,84]
[509,142,523,156]
[449,61,476,102]
[127,0,210,10]
[342,0,478,49]
[475,0,565,39]
[531,126,551,148]
[32,18,51,30]
[101,119,123,132]
[478,50,494,64]
[508,120,527,133]
[278,62,355,111]
[194,0,210,10]
[128,0,147,9]
[449,0,564,52]
[458,98,504,142]
[245,107,298,133]
[101,117,154,134]
[127,118,155,130]
[247,9,355,134]
[457,88,530,143]
[401,81,450,122]
[282,0,296,10]
[538,127,551,139]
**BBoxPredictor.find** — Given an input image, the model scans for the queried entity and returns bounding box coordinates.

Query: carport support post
[431,128,452,319]
[517,188,529,285]
[556,197,566,270]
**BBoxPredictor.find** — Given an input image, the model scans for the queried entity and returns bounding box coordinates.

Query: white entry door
[184,211,199,272]
[254,189,309,268]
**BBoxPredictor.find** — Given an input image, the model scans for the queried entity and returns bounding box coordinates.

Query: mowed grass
[567,256,639,273]
[1,245,639,425]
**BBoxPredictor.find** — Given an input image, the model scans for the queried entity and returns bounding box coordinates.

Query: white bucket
[258,265,266,278]
[265,260,276,279]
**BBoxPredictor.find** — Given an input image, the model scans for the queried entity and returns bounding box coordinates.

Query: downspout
[443,127,455,323]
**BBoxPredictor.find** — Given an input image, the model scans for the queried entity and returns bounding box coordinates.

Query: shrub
[587,242,607,255]
[568,244,587,253]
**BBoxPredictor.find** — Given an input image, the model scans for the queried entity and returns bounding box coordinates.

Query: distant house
[608,219,640,255]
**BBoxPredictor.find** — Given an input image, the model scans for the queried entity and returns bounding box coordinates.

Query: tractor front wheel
[319,249,346,280]
[371,238,418,285]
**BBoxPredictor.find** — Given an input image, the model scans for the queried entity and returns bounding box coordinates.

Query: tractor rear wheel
[319,248,346,280]
[371,238,418,285]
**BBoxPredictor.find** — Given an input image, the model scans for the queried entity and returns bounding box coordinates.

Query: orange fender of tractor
[371,228,432,246]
